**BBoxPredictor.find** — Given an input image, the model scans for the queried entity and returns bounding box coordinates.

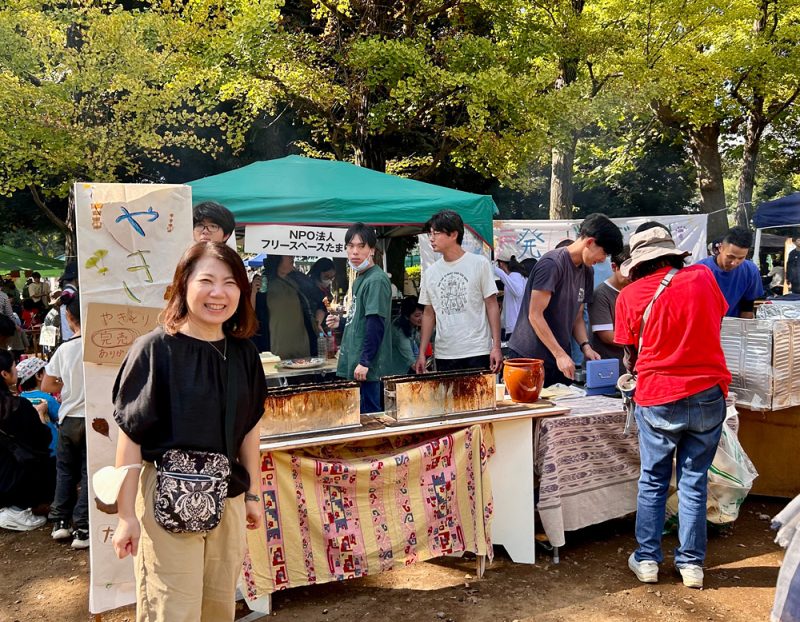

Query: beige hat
[495,247,515,263]
[620,227,690,278]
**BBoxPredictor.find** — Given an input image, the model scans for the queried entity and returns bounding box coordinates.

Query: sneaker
[0,507,47,531]
[628,552,659,583]
[71,529,90,550]
[51,520,73,540]
[678,564,704,589]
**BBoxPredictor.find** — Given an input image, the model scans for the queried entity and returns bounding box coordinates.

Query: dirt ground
[0,496,786,622]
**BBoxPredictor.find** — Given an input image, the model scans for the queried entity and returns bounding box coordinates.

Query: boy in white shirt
[42,294,88,550]
[415,210,502,374]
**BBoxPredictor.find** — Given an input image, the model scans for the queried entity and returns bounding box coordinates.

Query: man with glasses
[414,210,502,374]
[192,201,235,244]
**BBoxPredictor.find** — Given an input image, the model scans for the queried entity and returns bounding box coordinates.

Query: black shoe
[71,529,89,550]
[51,520,72,540]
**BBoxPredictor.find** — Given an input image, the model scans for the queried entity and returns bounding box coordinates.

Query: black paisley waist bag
[153,352,238,533]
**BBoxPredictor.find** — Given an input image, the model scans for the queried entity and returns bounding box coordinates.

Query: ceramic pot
[502,358,545,403]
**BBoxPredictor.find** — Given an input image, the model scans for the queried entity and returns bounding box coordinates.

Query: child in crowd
[18,357,60,458]
[42,294,88,550]
[0,350,53,531]
[21,298,44,330]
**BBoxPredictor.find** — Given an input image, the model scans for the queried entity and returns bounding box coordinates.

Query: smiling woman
[109,242,268,622]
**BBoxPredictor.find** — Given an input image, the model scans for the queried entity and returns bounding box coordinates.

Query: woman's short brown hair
[161,242,257,339]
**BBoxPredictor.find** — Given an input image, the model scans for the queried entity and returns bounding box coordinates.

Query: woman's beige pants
[134,462,246,622]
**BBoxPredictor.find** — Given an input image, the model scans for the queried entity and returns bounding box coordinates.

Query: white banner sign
[418,227,493,270]
[244,224,348,257]
[75,183,192,614]
[493,214,709,263]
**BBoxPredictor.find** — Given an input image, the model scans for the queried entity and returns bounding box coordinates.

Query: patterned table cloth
[242,424,495,601]
[536,395,740,549]
[535,395,639,548]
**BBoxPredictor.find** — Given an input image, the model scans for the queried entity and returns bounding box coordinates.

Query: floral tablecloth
[242,424,494,601]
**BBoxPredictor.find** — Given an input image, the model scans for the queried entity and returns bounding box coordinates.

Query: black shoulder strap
[224,341,238,462]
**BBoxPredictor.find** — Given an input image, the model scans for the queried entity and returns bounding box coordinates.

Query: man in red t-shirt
[614,224,731,590]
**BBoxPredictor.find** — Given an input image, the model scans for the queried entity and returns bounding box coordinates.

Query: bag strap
[224,342,238,462]
[636,268,678,367]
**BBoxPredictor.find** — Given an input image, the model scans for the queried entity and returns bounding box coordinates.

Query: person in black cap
[192,201,235,244]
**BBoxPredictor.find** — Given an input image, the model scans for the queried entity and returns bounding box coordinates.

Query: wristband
[579,341,590,349]
[245,492,260,502]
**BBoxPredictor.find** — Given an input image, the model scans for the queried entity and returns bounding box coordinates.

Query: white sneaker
[678,564,704,588]
[0,507,47,531]
[628,552,659,583]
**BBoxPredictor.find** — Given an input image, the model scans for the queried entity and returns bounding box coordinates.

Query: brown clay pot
[502,358,545,403]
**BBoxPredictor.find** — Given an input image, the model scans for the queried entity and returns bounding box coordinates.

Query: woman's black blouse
[112,327,268,497]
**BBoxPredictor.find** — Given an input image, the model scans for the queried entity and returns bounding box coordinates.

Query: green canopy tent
[0,245,63,276]
[188,155,497,244]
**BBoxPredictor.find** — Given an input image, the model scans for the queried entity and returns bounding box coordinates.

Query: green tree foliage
[609,0,800,236]
[209,0,560,187]
[0,0,238,250]
[725,0,800,227]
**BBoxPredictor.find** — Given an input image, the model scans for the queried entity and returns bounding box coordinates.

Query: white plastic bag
[665,404,758,525]
[706,423,758,524]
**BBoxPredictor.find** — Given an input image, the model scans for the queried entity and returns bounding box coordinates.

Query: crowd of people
[0,198,790,621]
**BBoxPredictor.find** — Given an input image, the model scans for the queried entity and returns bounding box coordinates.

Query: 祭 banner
[244,224,348,257]
[493,214,709,263]
[74,183,192,614]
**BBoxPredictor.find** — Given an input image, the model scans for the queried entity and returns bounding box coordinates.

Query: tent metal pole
[754,229,762,268]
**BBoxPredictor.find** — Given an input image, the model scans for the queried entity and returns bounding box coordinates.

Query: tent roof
[753,192,800,229]
[188,155,497,244]
[0,246,63,275]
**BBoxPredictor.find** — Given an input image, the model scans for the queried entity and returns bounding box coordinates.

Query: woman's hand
[245,499,263,530]
[112,515,141,559]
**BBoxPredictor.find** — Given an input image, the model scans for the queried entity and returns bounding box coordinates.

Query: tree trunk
[687,123,728,240]
[352,87,386,172]
[353,138,386,172]
[29,183,74,263]
[549,132,578,220]
[735,104,765,229]
[65,192,77,263]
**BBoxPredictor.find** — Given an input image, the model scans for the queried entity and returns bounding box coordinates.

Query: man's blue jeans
[360,381,383,414]
[633,385,725,568]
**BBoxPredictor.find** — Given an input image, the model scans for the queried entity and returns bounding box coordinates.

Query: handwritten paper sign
[84,303,161,365]
[244,224,347,257]
[75,183,192,615]
[38,325,57,348]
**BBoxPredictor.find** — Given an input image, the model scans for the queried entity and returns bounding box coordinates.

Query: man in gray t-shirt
[508,214,623,386]
[588,248,630,375]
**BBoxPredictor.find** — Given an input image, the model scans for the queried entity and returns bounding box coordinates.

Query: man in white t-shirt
[42,294,88,550]
[414,210,502,374]
[27,272,50,305]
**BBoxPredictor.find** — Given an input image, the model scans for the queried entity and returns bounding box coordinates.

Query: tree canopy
[1,0,799,252]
